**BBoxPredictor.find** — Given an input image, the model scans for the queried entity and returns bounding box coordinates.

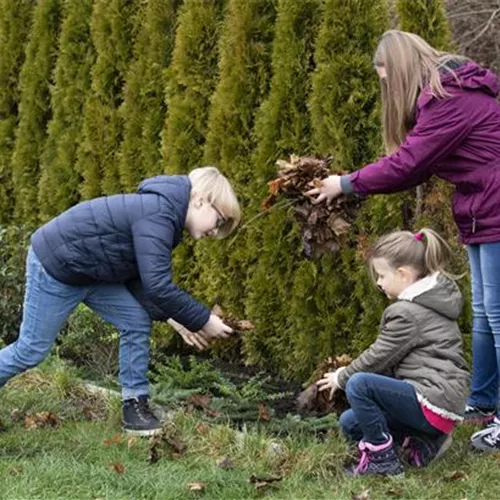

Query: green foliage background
[0,0,469,379]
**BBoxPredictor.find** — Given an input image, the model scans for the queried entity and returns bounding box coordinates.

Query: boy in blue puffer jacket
[0,167,240,436]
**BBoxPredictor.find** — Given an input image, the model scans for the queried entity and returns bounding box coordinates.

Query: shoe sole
[123,427,163,437]
[471,437,500,453]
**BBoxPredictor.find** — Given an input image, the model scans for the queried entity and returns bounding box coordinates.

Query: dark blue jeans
[339,373,444,445]
[467,243,500,415]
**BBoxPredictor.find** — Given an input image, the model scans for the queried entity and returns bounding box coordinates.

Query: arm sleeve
[348,95,472,195]
[131,212,211,332]
[337,308,417,389]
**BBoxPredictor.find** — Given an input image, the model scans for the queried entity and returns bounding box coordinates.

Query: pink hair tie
[414,233,423,241]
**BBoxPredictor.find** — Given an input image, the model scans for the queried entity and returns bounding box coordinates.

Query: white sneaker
[471,418,500,452]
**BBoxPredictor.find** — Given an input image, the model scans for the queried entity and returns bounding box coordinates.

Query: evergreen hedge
[0,0,464,378]
[0,0,34,224]
[76,0,137,199]
[119,0,180,192]
[11,0,62,227]
[38,0,94,222]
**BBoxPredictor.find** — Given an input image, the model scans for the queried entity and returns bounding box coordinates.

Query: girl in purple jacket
[307,30,500,452]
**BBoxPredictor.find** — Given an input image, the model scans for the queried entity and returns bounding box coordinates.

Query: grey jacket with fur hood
[337,273,469,420]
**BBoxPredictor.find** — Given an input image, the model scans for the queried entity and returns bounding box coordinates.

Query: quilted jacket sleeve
[131,211,211,332]
[337,305,418,389]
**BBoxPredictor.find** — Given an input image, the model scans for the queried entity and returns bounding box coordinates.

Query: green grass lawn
[1,359,499,500]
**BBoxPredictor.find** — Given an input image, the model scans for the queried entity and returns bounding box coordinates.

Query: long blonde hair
[188,166,241,239]
[368,227,455,281]
[374,30,468,153]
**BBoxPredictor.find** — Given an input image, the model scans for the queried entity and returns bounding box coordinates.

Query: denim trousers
[467,242,500,414]
[0,247,152,400]
[339,373,443,445]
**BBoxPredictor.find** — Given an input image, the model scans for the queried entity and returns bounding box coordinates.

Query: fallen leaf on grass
[8,466,23,476]
[82,406,100,421]
[216,456,234,469]
[187,482,207,491]
[352,489,371,500]
[249,474,282,490]
[195,422,209,435]
[127,436,137,449]
[10,408,23,422]
[24,411,60,430]
[108,462,125,475]
[148,427,187,464]
[386,487,404,498]
[186,394,222,418]
[444,470,469,482]
[103,434,122,446]
[258,403,271,422]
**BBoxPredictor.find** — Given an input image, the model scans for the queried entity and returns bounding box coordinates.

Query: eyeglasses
[212,204,227,230]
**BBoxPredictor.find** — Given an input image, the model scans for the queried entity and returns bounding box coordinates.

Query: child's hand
[317,367,345,400]
[200,314,233,340]
[167,318,210,351]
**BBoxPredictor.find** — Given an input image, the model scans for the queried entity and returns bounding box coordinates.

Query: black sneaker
[122,396,162,436]
[471,418,500,452]
[462,405,496,425]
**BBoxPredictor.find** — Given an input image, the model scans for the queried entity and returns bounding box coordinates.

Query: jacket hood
[137,175,191,232]
[442,61,499,97]
[398,273,463,320]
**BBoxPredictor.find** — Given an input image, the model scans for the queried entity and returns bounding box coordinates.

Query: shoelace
[355,450,370,474]
[402,437,423,467]
[484,424,500,446]
[132,399,156,423]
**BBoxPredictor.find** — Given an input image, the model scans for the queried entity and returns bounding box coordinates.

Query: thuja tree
[251,0,389,378]
[38,0,95,222]
[189,0,277,316]
[76,0,137,199]
[119,0,180,192]
[11,0,62,227]
[0,0,34,224]
[162,0,225,175]
[243,0,323,374]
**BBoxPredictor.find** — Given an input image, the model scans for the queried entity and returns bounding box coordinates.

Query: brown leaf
[24,411,60,430]
[445,470,469,482]
[352,489,371,500]
[258,403,271,422]
[8,466,23,476]
[216,456,235,469]
[235,320,254,331]
[82,406,100,421]
[109,462,125,475]
[386,487,404,498]
[127,436,137,449]
[165,435,186,455]
[249,474,282,490]
[187,394,211,410]
[10,408,23,422]
[103,434,122,446]
[195,422,209,435]
[187,482,207,491]
[326,214,350,236]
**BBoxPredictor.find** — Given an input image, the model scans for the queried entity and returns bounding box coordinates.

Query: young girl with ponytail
[318,228,469,477]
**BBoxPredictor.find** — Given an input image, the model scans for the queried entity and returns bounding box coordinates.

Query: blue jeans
[467,243,500,414]
[0,247,152,400]
[339,373,444,445]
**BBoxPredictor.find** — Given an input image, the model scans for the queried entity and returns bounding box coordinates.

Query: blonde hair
[374,30,469,153]
[188,166,241,239]
[368,227,455,281]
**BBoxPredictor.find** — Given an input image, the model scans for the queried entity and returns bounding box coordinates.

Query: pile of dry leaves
[296,354,352,417]
[262,155,363,258]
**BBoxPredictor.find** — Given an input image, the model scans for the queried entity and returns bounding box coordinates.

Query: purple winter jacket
[345,61,500,244]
